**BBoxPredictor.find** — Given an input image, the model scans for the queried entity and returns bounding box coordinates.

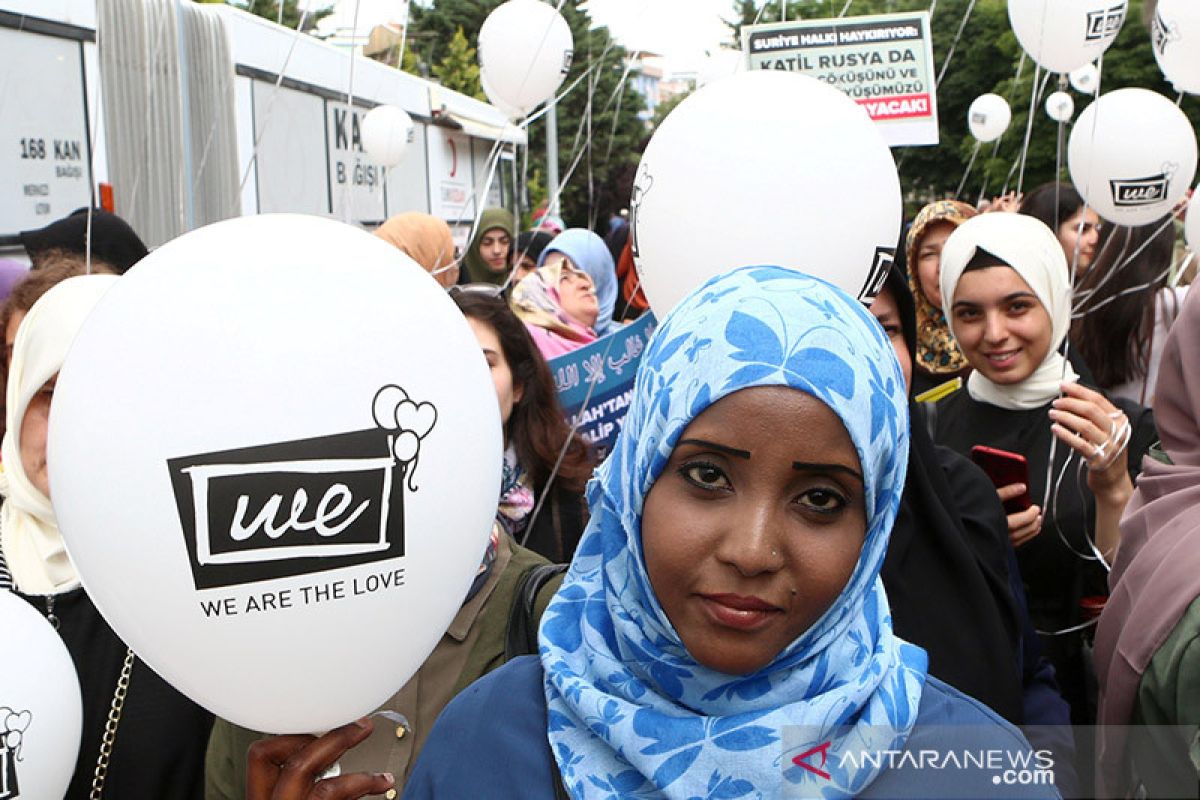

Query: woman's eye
[954,308,979,322]
[884,325,902,337]
[679,461,731,491]
[1007,301,1031,315]
[798,488,847,515]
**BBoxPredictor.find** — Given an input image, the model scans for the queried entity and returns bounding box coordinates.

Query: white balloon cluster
[478,0,574,120]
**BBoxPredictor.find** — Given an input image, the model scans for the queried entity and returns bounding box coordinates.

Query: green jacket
[204,535,563,799]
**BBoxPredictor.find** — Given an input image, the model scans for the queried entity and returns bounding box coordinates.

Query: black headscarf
[879,266,1025,723]
[516,230,555,265]
[20,208,148,274]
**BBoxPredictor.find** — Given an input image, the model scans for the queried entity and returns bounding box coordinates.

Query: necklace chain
[89,647,135,799]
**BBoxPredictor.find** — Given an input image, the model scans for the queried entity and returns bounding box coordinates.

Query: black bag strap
[504,563,568,661]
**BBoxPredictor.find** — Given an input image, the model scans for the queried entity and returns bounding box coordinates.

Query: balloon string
[340,0,364,226]
[238,4,316,194]
[934,0,976,87]
[985,51,1026,201]
[1071,212,1190,318]
[955,140,981,200]
[1014,64,1044,197]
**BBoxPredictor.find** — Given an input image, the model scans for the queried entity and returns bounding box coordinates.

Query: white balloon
[478,0,573,117]
[49,214,503,734]
[630,71,900,316]
[1152,0,1200,96]
[361,105,414,168]
[968,94,1012,142]
[1045,91,1076,122]
[1069,63,1101,95]
[1008,0,1128,73]
[480,70,528,120]
[0,593,82,800]
[1068,88,1198,226]
[1186,187,1200,251]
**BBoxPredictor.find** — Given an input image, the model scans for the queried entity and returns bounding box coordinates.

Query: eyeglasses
[447,283,505,298]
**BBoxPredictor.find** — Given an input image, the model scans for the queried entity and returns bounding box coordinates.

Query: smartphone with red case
[971,445,1033,514]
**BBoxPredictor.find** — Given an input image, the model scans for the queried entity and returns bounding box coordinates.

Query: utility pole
[546,98,560,216]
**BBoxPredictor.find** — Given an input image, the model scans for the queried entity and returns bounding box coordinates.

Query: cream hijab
[939,213,1077,410]
[1,274,118,594]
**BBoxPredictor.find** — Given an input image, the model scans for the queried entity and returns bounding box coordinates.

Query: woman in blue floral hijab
[248,267,1051,800]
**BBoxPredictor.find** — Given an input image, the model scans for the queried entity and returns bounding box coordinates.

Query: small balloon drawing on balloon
[0,706,32,760]
[629,162,654,261]
[1046,91,1075,123]
[372,384,439,490]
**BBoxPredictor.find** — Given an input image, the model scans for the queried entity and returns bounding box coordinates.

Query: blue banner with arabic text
[549,313,657,460]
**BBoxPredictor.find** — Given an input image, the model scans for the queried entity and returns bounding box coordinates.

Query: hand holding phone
[971,446,1032,512]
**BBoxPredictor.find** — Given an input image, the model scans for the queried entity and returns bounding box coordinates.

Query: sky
[317,0,742,74]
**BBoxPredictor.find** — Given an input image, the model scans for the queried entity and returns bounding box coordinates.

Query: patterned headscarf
[537,228,618,336]
[905,200,977,376]
[510,261,598,342]
[538,267,928,798]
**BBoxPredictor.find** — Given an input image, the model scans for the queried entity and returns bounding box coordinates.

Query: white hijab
[1,275,118,594]
[939,212,1078,411]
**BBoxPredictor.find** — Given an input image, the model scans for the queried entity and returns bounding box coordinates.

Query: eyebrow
[792,461,864,483]
[677,438,751,459]
[952,291,1038,309]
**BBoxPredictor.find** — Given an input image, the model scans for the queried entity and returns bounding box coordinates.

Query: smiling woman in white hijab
[929,213,1157,740]
[0,274,214,799]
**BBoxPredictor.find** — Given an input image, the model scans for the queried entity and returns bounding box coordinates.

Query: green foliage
[212,0,331,31]
[650,91,691,131]
[432,27,484,99]
[405,0,646,228]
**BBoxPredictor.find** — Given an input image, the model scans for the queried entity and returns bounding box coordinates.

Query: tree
[199,0,332,31]
[431,27,484,99]
[404,0,646,229]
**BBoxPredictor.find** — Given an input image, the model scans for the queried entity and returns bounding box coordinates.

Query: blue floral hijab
[538,266,928,799]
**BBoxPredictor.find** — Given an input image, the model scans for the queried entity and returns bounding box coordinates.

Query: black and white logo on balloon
[168,385,437,591]
[561,49,574,76]
[1110,163,1177,208]
[1152,9,1180,56]
[1085,4,1126,42]
[0,707,31,799]
[859,247,896,305]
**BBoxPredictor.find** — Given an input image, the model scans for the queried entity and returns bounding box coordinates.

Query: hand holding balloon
[246,719,393,800]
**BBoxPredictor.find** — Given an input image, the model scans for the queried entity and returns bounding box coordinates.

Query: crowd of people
[0,184,1197,799]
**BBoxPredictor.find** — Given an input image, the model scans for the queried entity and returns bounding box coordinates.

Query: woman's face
[513,252,538,286]
[467,317,522,428]
[553,258,599,329]
[914,221,956,309]
[869,286,912,392]
[478,228,511,275]
[949,266,1054,385]
[641,385,866,675]
[1058,208,1102,274]
[20,375,55,498]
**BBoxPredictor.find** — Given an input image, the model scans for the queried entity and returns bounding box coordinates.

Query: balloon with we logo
[47,214,503,734]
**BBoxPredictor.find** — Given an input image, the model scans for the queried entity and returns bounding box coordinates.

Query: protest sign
[743,12,939,147]
[550,313,657,459]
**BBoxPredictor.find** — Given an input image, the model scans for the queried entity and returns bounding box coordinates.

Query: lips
[700,593,783,631]
[984,349,1020,370]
